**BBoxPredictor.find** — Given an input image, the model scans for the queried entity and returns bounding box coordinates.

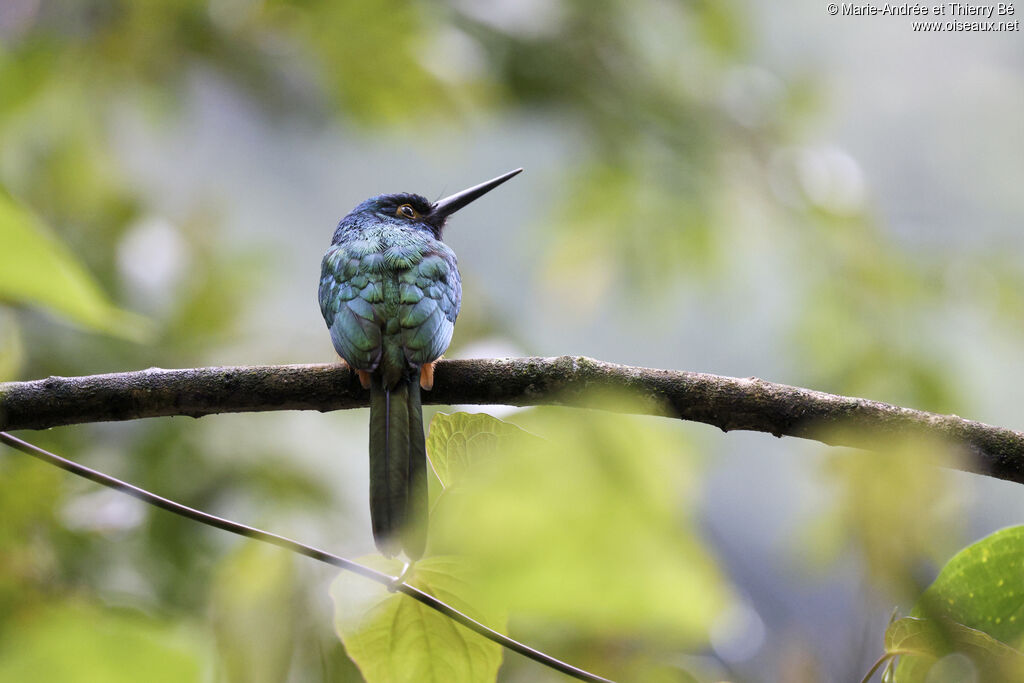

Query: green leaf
[913,526,1024,648]
[886,617,1024,682]
[330,555,505,683]
[881,526,1024,682]
[0,189,150,340]
[428,408,733,643]
[427,412,541,489]
[0,603,205,682]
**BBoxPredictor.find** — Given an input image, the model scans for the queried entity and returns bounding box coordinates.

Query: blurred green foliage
[0,602,206,682]
[0,189,149,340]
[0,0,1020,681]
[805,435,966,599]
[430,410,730,641]
[211,542,298,683]
[428,409,728,680]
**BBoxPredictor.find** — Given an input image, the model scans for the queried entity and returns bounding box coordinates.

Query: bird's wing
[319,243,384,370]
[398,248,461,365]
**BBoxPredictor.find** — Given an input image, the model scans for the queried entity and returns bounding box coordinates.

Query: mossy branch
[2,355,1023,483]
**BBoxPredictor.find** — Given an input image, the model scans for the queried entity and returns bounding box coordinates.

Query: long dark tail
[368,373,428,559]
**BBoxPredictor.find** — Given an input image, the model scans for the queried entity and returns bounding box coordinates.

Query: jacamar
[319,169,522,559]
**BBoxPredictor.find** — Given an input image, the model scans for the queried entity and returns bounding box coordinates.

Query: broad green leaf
[883,527,1024,681]
[330,555,505,683]
[0,189,150,340]
[886,617,1024,682]
[0,603,205,682]
[427,412,540,489]
[211,542,296,683]
[913,526,1024,648]
[429,407,733,643]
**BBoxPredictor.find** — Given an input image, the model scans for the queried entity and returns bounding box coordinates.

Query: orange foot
[420,361,436,390]
[356,369,372,389]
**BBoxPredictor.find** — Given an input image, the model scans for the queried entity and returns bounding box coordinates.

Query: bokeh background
[1,1,1022,681]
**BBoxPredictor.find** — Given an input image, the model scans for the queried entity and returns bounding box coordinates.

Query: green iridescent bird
[319,169,522,559]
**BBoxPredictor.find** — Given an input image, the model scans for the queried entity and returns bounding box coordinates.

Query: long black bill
[430,168,523,220]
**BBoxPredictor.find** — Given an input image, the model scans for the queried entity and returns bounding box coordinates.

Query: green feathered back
[320,205,458,559]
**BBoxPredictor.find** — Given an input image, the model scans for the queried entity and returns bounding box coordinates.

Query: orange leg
[420,361,436,390]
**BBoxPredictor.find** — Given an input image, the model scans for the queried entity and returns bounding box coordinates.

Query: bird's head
[335,168,522,241]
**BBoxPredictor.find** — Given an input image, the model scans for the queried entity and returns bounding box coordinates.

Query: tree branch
[2,355,1023,484]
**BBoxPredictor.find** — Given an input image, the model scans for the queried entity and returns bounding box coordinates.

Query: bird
[318,169,522,560]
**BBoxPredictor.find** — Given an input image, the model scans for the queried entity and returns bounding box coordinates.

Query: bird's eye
[397,204,418,219]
